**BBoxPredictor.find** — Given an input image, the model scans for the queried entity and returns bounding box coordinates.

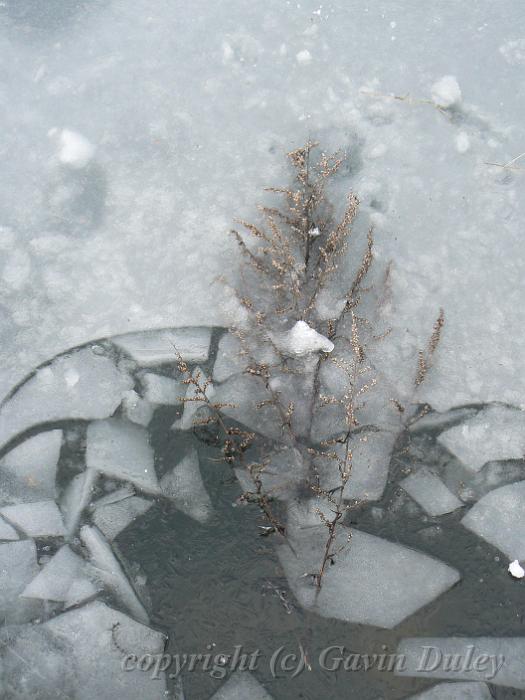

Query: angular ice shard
[44,601,168,700]
[461,481,525,559]
[438,405,525,472]
[172,366,214,430]
[0,347,133,450]
[122,390,155,426]
[140,372,185,405]
[277,501,460,629]
[210,672,274,700]
[113,327,212,365]
[60,470,98,537]
[86,418,160,494]
[0,500,65,537]
[160,448,212,523]
[0,539,40,623]
[397,637,525,690]
[92,490,153,541]
[80,525,149,624]
[21,544,98,604]
[408,682,492,699]
[0,429,62,501]
[401,468,464,516]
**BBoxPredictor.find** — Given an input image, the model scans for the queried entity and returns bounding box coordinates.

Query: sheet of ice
[172,366,215,430]
[113,327,212,365]
[277,501,460,629]
[140,372,185,405]
[0,500,65,538]
[0,515,18,540]
[0,348,132,451]
[60,470,98,537]
[396,637,525,690]
[92,492,153,541]
[86,418,160,494]
[270,321,334,357]
[44,601,167,700]
[80,524,149,624]
[401,468,464,516]
[0,429,62,502]
[21,544,97,603]
[122,389,155,426]
[438,405,525,472]
[0,539,40,624]
[408,682,492,699]
[461,481,525,559]
[210,672,274,700]
[160,448,212,523]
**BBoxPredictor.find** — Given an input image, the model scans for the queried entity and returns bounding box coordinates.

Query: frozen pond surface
[1,1,525,699]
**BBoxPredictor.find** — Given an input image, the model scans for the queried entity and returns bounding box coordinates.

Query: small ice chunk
[461,481,525,559]
[277,501,460,628]
[172,366,214,430]
[160,448,212,523]
[431,75,462,108]
[113,326,212,365]
[401,468,464,516]
[0,430,62,501]
[308,226,321,237]
[91,493,153,541]
[60,470,98,537]
[397,637,525,689]
[0,348,133,451]
[57,129,95,168]
[438,405,525,472]
[271,321,334,356]
[0,515,18,540]
[64,577,99,608]
[0,500,65,537]
[296,49,312,64]
[122,390,155,426]
[210,672,274,700]
[0,539,40,623]
[80,525,149,624]
[44,601,167,699]
[86,418,160,494]
[508,560,525,579]
[455,132,471,154]
[407,681,492,699]
[21,544,97,603]
[140,372,185,405]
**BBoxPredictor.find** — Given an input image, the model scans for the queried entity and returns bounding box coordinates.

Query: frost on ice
[401,468,464,517]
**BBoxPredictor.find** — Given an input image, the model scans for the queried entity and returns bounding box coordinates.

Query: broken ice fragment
[0,539,40,623]
[140,372,185,405]
[0,429,62,501]
[122,389,155,426]
[0,347,133,451]
[91,491,153,541]
[160,448,212,523]
[277,501,460,629]
[271,321,334,356]
[461,481,525,559]
[210,671,274,700]
[60,470,98,537]
[508,559,525,579]
[400,468,464,516]
[407,681,492,699]
[86,418,160,494]
[113,326,212,365]
[0,500,65,538]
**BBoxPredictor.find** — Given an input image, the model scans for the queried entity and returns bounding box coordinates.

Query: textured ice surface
[0,348,132,450]
[0,429,62,501]
[21,544,97,603]
[397,637,525,690]
[91,491,153,541]
[0,539,40,623]
[461,481,525,559]
[277,501,460,629]
[113,327,211,365]
[160,448,212,523]
[140,372,185,405]
[438,406,525,471]
[270,321,334,356]
[0,500,65,538]
[401,468,464,516]
[209,672,274,700]
[408,682,492,699]
[80,524,149,624]
[44,601,167,700]
[86,418,160,494]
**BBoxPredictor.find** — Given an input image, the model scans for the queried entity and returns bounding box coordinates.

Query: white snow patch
[55,129,95,169]
[431,75,462,108]
[271,321,334,357]
[296,49,312,64]
[508,559,525,579]
[455,131,471,153]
